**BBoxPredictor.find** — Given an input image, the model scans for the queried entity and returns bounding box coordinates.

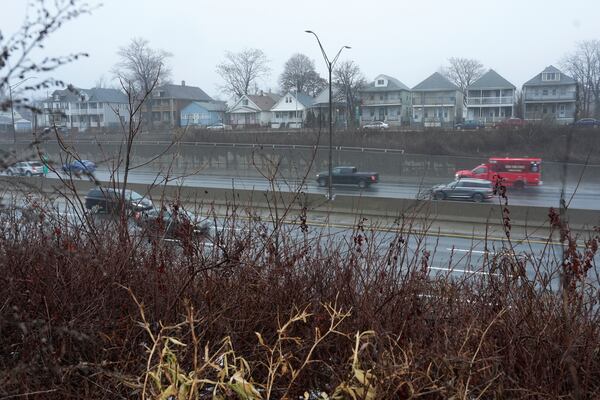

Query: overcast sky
[2,0,599,100]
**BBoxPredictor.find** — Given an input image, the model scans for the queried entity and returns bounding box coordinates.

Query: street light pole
[7,76,36,144]
[8,83,16,144]
[305,30,350,201]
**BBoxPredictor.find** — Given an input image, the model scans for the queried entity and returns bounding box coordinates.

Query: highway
[87,168,600,210]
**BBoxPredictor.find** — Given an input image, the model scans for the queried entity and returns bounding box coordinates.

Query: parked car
[84,187,153,214]
[315,166,379,189]
[135,206,214,242]
[493,118,527,129]
[206,123,232,131]
[5,161,45,176]
[573,118,599,127]
[454,120,485,130]
[42,126,69,135]
[430,178,494,202]
[62,160,96,174]
[362,121,389,130]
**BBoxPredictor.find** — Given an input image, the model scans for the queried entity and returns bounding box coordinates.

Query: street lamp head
[344,46,352,49]
[305,30,314,34]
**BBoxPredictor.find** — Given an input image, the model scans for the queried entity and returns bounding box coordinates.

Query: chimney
[181,80,186,87]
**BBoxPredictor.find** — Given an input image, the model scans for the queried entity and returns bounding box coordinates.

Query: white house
[270,91,314,128]
[227,92,281,128]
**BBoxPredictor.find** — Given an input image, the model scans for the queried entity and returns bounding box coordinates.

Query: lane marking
[446,248,489,254]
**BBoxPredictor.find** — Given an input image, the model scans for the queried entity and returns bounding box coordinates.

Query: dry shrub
[0,198,599,399]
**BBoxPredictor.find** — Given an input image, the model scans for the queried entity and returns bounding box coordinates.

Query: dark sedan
[455,120,485,130]
[573,118,598,127]
[62,159,96,174]
[431,178,494,202]
[135,206,214,241]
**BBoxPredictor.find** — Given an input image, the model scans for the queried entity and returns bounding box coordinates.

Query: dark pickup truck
[315,166,379,188]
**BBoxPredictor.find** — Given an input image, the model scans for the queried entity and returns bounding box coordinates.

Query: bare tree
[333,60,366,127]
[279,53,326,96]
[0,0,95,114]
[441,57,485,106]
[561,40,600,119]
[113,38,172,128]
[216,49,270,98]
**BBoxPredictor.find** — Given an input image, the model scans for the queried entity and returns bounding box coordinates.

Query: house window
[379,95,384,100]
[534,89,539,96]
[377,79,384,85]
[369,95,374,100]
[552,89,556,95]
[560,87,567,95]
[542,89,548,95]
[242,99,248,106]
[370,110,374,117]
[542,72,558,81]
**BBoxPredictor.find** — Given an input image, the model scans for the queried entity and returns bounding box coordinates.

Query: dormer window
[242,99,248,106]
[375,78,387,87]
[542,72,559,81]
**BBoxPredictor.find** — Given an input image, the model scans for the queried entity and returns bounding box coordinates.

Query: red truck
[455,157,542,189]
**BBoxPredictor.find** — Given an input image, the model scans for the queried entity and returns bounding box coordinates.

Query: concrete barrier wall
[6,176,598,231]
[15,142,600,185]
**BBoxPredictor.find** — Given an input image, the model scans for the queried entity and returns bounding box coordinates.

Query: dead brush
[122,285,383,400]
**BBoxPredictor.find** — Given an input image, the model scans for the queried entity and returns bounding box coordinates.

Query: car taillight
[371,175,376,181]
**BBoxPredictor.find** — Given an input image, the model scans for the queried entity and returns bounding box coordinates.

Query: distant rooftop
[412,72,460,91]
[468,69,516,90]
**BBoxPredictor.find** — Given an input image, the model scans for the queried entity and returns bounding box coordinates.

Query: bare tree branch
[441,57,485,106]
[216,48,270,98]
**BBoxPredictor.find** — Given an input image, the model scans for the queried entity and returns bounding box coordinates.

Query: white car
[206,123,232,131]
[5,161,45,176]
[362,121,389,130]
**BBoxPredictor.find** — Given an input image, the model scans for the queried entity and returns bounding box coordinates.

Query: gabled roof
[467,69,515,90]
[412,72,460,91]
[48,87,128,103]
[247,94,278,111]
[184,101,226,112]
[360,74,410,92]
[155,84,213,101]
[523,65,576,86]
[311,88,345,106]
[294,92,315,107]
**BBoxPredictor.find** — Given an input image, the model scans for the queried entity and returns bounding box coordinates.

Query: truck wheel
[433,192,445,200]
[472,193,484,203]
[358,180,367,189]
[317,178,327,187]
[514,181,525,190]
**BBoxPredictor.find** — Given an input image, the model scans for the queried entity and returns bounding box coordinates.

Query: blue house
[180,101,227,127]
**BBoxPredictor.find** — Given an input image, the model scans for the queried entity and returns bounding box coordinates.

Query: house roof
[361,74,410,92]
[467,69,515,90]
[156,83,213,101]
[294,92,315,107]
[412,72,460,91]
[311,88,345,106]
[49,87,128,103]
[185,101,226,112]
[523,65,576,86]
[247,94,278,111]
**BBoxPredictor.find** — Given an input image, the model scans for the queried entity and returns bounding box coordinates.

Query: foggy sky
[2,0,599,100]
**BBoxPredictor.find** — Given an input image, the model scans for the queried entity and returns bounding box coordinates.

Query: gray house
[309,88,347,128]
[466,69,516,124]
[412,72,463,128]
[359,74,411,127]
[38,87,129,131]
[522,65,577,124]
